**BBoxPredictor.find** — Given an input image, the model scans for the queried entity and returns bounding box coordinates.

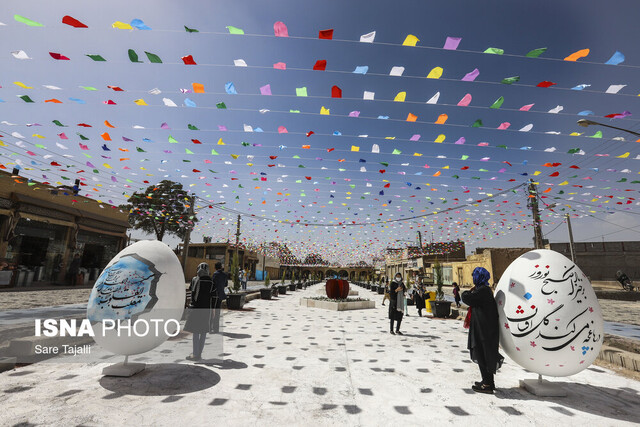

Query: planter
[278,285,288,295]
[288,284,296,291]
[296,283,303,290]
[227,293,246,310]
[429,300,452,318]
[371,285,378,292]
[260,288,272,300]
[366,284,371,290]
[271,287,279,297]
[377,287,385,295]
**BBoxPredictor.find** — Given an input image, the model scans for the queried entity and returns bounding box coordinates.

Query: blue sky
[2,0,640,262]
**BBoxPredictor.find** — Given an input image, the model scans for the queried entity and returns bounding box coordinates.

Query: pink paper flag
[443,37,461,50]
[520,104,534,111]
[349,111,360,117]
[478,142,489,146]
[273,62,286,70]
[274,21,289,37]
[497,122,511,130]
[260,84,272,95]
[58,133,68,139]
[461,68,479,81]
[454,137,466,145]
[410,134,420,141]
[278,126,288,133]
[457,94,472,106]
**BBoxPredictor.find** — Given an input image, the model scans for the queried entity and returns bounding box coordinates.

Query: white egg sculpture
[87,240,185,355]
[494,249,603,377]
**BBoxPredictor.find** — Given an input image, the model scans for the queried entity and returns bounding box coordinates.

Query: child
[452,282,461,308]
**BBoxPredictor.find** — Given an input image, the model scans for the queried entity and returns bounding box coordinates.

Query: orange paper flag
[435,114,448,124]
[564,49,590,61]
[406,113,418,122]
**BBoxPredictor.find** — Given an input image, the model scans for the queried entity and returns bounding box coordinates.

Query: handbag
[463,307,472,329]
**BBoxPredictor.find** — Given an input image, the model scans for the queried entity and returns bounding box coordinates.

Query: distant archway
[338,270,348,279]
[326,270,337,279]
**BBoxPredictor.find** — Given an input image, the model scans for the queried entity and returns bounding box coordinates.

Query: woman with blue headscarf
[461,267,504,394]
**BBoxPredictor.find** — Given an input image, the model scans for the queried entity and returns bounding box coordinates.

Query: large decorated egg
[87,240,185,355]
[494,249,604,377]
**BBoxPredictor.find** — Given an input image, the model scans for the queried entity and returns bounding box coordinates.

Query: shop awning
[18,212,74,228]
[77,224,126,238]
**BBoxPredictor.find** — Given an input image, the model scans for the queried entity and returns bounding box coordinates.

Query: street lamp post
[577,119,640,137]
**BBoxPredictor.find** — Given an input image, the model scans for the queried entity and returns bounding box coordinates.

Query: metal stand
[101,355,146,377]
[520,374,567,397]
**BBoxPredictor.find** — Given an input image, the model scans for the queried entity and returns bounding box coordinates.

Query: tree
[120,180,196,241]
[230,251,241,293]
[433,259,444,300]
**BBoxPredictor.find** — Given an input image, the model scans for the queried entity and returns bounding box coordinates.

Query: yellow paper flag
[112,21,133,30]
[394,92,406,102]
[402,34,419,46]
[427,67,443,79]
[14,82,33,89]
[617,152,630,158]
[413,153,422,156]
[133,99,148,106]
[351,146,360,152]
[320,106,330,115]
[435,134,445,143]
[217,138,225,145]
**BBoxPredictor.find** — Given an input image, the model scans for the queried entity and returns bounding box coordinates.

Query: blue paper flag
[605,51,625,65]
[225,82,238,94]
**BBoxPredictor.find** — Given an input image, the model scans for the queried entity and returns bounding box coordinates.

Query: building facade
[550,241,640,281]
[0,171,129,287]
[181,242,267,281]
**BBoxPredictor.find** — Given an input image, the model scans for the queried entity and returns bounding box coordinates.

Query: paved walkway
[2,283,640,426]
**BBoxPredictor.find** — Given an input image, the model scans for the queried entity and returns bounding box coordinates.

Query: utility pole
[565,214,576,262]
[181,195,195,276]
[417,231,423,249]
[528,180,544,249]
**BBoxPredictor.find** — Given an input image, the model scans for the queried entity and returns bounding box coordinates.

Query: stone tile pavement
[1,284,640,426]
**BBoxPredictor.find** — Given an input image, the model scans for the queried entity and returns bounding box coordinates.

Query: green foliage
[119,180,196,241]
[264,271,270,288]
[230,251,240,293]
[433,259,444,300]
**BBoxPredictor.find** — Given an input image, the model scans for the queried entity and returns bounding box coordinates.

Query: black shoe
[473,381,495,390]
[472,383,494,394]
[390,330,395,335]
[396,331,403,335]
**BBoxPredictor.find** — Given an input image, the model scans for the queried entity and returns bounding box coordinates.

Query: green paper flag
[526,47,547,58]
[484,47,504,55]
[14,15,43,27]
[241,142,250,146]
[211,149,219,155]
[226,25,244,34]
[293,155,300,159]
[188,124,199,130]
[472,119,483,127]
[479,168,488,172]
[380,162,389,166]
[296,87,308,97]
[588,131,602,138]
[461,155,469,160]
[19,95,34,103]
[80,86,97,91]
[78,134,89,140]
[86,54,106,61]
[145,52,162,63]
[216,102,227,109]
[168,136,178,143]
[185,149,194,154]
[52,120,66,127]
[184,25,199,33]
[497,145,507,149]
[567,148,581,154]
[290,110,300,113]
[490,96,504,109]
[136,147,145,152]
[392,149,402,154]
[128,49,142,63]
[501,76,520,84]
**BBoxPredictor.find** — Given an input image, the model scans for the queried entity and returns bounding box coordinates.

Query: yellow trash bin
[425,291,436,313]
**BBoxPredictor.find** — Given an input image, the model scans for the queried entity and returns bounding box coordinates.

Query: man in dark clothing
[210,262,228,334]
[184,263,214,361]
[461,267,504,394]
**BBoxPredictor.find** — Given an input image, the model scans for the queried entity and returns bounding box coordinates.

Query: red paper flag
[319,29,333,40]
[313,60,327,71]
[549,171,560,177]
[49,52,70,60]
[537,81,556,88]
[191,139,202,144]
[331,85,342,98]
[306,131,315,137]
[181,55,196,65]
[62,15,88,28]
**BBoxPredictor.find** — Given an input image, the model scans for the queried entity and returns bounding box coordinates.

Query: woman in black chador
[389,273,406,335]
[184,263,214,361]
[461,267,504,394]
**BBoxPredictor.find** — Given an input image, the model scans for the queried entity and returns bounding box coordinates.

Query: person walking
[452,282,461,308]
[239,266,247,291]
[414,282,426,317]
[461,267,503,394]
[382,277,390,306]
[184,263,214,361]
[389,273,406,335]
[210,261,228,334]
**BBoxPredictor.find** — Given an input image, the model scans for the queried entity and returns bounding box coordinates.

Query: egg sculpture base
[495,249,604,395]
[101,356,145,377]
[519,375,567,397]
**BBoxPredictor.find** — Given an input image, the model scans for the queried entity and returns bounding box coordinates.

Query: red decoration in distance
[313,59,327,70]
[319,29,334,40]
[62,15,88,28]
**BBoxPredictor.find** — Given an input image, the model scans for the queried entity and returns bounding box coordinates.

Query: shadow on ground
[496,381,640,423]
[99,363,220,396]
